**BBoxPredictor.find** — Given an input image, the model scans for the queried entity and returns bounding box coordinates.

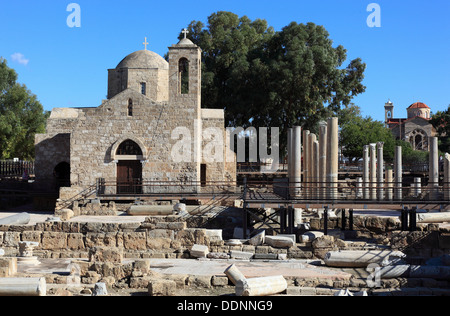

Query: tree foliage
[430,104,450,153]
[0,58,48,160]
[182,12,367,152]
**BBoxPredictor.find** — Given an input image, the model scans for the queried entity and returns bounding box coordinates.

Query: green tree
[339,110,395,162]
[183,12,366,153]
[0,58,48,160]
[430,104,450,153]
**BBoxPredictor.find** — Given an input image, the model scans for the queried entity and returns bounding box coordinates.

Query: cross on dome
[143,37,149,51]
[182,28,189,39]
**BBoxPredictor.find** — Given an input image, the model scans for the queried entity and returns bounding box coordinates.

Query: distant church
[35,33,236,193]
[385,100,436,151]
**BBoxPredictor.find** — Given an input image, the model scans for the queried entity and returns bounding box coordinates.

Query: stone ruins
[1,36,450,298]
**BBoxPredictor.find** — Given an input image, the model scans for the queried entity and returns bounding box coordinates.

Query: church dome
[116,50,169,70]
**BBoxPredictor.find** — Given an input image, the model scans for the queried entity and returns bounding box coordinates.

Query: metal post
[341,209,347,231]
[349,209,354,231]
[409,207,417,232]
[324,206,328,236]
[288,206,294,234]
[401,207,409,231]
[280,207,287,234]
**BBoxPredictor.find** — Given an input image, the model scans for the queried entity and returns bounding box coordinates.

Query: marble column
[369,143,377,200]
[394,146,403,200]
[386,169,393,201]
[429,136,439,200]
[288,128,293,196]
[326,117,339,200]
[377,142,384,201]
[303,130,310,199]
[445,153,450,201]
[313,140,320,200]
[309,133,317,199]
[319,122,327,200]
[363,145,370,200]
[292,126,302,197]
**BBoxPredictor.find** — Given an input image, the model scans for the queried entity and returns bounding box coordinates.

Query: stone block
[155,222,186,231]
[21,231,42,244]
[41,232,67,250]
[67,233,85,250]
[146,238,172,250]
[148,279,177,296]
[212,275,229,287]
[2,232,21,247]
[265,236,294,248]
[188,275,212,288]
[190,244,209,258]
[230,251,254,260]
[0,257,17,277]
[122,232,147,250]
[147,229,174,239]
[89,247,123,263]
[249,230,265,246]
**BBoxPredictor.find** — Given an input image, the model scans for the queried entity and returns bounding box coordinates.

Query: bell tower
[385,100,394,127]
[168,29,202,112]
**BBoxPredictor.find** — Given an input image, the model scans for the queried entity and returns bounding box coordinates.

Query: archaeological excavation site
[0,35,449,298]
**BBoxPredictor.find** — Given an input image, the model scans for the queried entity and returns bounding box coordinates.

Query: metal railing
[0,160,34,178]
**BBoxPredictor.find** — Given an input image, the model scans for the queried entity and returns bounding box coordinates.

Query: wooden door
[117,161,142,194]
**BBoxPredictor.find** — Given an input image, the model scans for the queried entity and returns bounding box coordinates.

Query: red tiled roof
[408,102,430,110]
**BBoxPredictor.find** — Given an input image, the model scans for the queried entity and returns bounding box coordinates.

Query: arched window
[178,58,189,94]
[140,82,146,95]
[116,140,143,156]
[127,99,133,116]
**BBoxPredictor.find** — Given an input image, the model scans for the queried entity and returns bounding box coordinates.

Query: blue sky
[1,0,449,123]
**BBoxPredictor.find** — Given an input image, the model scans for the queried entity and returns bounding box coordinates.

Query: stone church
[35,35,236,194]
[385,100,436,151]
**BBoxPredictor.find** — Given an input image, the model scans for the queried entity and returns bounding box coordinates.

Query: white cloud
[11,53,29,66]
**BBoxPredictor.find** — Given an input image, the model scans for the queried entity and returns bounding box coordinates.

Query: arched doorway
[115,140,143,194]
[54,162,70,190]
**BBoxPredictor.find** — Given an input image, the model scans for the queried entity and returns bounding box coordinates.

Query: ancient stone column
[429,136,439,200]
[302,130,310,199]
[308,133,317,199]
[326,118,339,200]
[444,153,450,201]
[319,122,327,200]
[287,128,293,197]
[313,140,320,200]
[224,264,246,285]
[394,146,403,200]
[369,143,377,200]
[386,169,393,201]
[356,177,363,198]
[236,275,287,297]
[377,142,384,201]
[363,145,370,200]
[0,277,46,296]
[414,177,422,197]
[292,126,302,197]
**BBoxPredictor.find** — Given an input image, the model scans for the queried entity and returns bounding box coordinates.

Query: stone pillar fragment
[224,264,246,286]
[429,136,439,200]
[313,140,320,200]
[0,277,46,296]
[302,130,310,199]
[394,146,403,200]
[377,142,384,201]
[292,126,302,197]
[369,143,377,200]
[319,122,327,200]
[236,275,287,297]
[444,153,450,201]
[363,145,370,200]
[326,118,339,200]
[386,169,393,201]
[308,133,317,199]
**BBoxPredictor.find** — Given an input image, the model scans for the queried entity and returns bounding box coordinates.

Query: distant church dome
[408,102,430,110]
[116,50,169,70]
